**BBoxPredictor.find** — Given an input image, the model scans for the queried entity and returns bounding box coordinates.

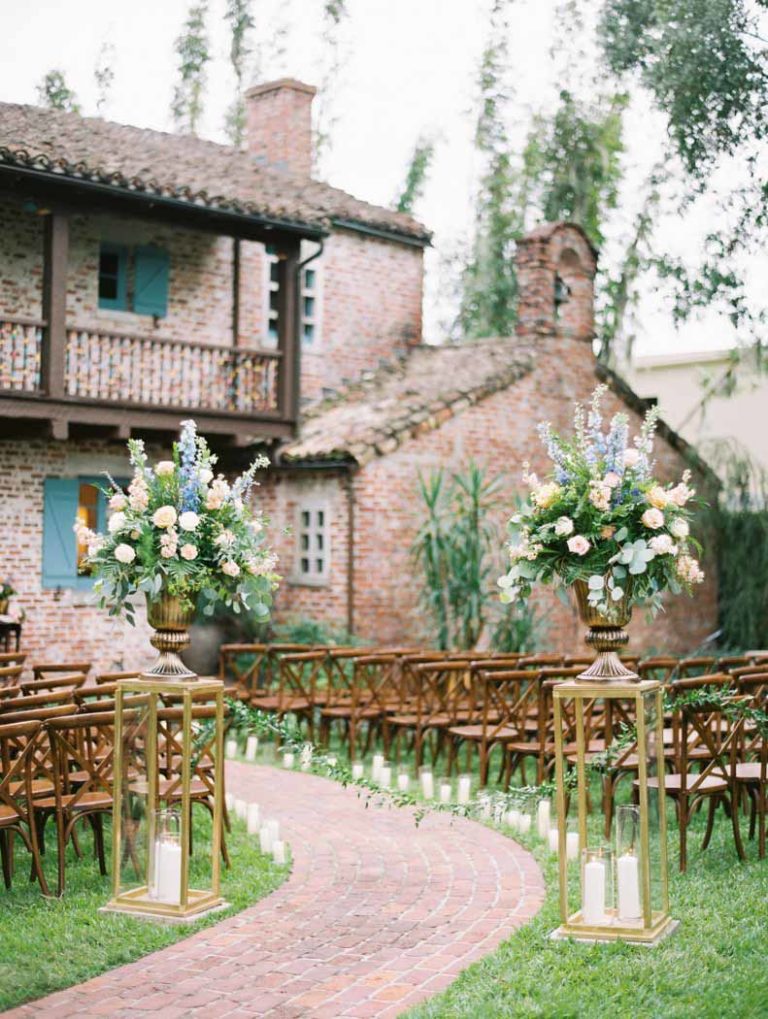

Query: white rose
[641,508,664,530]
[567,535,591,556]
[180,544,198,561]
[155,461,176,477]
[114,543,136,564]
[670,518,689,539]
[152,505,178,529]
[554,516,574,537]
[604,472,621,489]
[649,534,676,556]
[108,512,127,534]
[221,560,240,578]
[624,448,641,468]
[109,492,127,511]
[178,511,200,531]
[199,468,214,485]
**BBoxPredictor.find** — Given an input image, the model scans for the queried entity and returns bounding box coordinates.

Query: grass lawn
[407,814,768,1019]
[0,813,287,1012]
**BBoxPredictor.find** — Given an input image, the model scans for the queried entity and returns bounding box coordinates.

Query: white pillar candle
[478,796,491,820]
[267,819,280,845]
[327,755,337,767]
[300,746,313,771]
[379,765,392,789]
[282,751,295,769]
[225,738,238,760]
[617,852,642,920]
[371,754,384,782]
[506,808,520,831]
[259,823,273,853]
[517,812,531,834]
[420,770,434,799]
[245,735,259,761]
[548,826,560,854]
[351,762,365,780]
[566,831,579,862]
[582,857,607,924]
[397,772,410,792]
[225,792,234,811]
[537,799,551,839]
[457,775,472,805]
[246,803,260,834]
[272,839,286,865]
[154,840,182,905]
[234,798,247,821]
[439,781,452,804]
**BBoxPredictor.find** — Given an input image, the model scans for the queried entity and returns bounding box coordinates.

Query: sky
[0,0,755,356]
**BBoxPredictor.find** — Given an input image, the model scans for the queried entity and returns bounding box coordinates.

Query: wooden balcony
[0,316,292,443]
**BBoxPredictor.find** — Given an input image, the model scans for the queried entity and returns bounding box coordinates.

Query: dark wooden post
[41,211,69,399]
[275,236,301,423]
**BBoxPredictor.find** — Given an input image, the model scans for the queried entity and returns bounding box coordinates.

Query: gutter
[331,217,431,249]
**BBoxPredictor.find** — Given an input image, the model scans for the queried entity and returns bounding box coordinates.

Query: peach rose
[641,508,664,529]
[567,535,590,556]
[152,505,178,529]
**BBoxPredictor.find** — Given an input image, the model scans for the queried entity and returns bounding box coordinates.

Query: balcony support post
[41,211,69,400]
[275,236,301,424]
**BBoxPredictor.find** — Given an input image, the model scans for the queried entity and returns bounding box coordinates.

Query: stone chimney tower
[244,78,317,177]
[514,223,597,345]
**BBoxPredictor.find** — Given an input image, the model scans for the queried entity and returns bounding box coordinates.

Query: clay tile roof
[280,338,535,466]
[0,103,430,243]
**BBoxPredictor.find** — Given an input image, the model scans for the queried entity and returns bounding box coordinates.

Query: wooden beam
[275,238,301,424]
[41,212,68,400]
[50,418,68,441]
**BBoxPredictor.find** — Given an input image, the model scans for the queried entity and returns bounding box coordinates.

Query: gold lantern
[551,677,677,945]
[105,596,226,921]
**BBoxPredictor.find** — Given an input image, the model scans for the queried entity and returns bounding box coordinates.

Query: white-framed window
[263,242,322,349]
[294,502,330,585]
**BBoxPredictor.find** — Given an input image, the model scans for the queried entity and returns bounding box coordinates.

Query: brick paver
[8,763,545,1018]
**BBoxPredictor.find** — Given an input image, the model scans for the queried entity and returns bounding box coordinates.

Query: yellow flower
[647,486,669,510]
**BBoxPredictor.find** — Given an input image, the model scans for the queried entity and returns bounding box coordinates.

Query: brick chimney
[244,78,317,177]
[515,223,597,344]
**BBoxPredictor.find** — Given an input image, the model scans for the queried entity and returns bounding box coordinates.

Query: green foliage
[0,814,285,1011]
[37,70,80,113]
[224,0,255,146]
[395,137,435,215]
[716,508,768,649]
[272,617,362,647]
[171,1,211,135]
[412,462,515,650]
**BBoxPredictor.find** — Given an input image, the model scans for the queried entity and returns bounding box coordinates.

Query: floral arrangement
[497,386,704,619]
[76,420,279,625]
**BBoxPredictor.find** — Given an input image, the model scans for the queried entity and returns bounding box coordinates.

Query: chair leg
[0,830,11,889]
[678,797,688,873]
[93,814,107,876]
[730,792,747,861]
[701,795,717,851]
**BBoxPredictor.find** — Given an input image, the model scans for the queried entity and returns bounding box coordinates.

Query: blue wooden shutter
[42,478,79,588]
[134,245,170,317]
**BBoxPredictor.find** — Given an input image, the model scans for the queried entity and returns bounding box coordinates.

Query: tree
[314,0,350,169]
[37,70,80,113]
[224,0,255,146]
[171,2,211,135]
[395,138,435,215]
[94,43,115,115]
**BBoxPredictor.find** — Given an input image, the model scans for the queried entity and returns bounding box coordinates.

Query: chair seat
[35,790,113,811]
[734,762,767,782]
[253,695,310,712]
[448,724,519,743]
[643,773,728,794]
[320,705,380,719]
[9,778,53,799]
[0,804,20,824]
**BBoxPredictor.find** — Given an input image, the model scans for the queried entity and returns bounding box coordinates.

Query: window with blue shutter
[133,245,170,317]
[42,477,111,590]
[98,244,129,311]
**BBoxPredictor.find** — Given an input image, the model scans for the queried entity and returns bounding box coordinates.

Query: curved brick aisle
[9,763,545,1019]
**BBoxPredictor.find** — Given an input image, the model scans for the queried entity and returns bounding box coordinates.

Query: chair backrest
[478,669,546,744]
[736,673,768,706]
[94,671,140,685]
[32,661,92,680]
[351,655,402,714]
[518,654,564,669]
[218,643,268,695]
[668,675,737,788]
[0,719,41,822]
[717,655,750,671]
[410,660,477,726]
[677,656,717,678]
[277,651,325,709]
[45,711,118,812]
[0,664,23,688]
[0,703,77,726]
[638,657,679,683]
[0,652,26,668]
[20,672,87,696]
[0,684,21,701]
[0,688,74,714]
[729,688,768,783]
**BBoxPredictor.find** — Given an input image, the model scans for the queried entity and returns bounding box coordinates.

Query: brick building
[0,85,717,667]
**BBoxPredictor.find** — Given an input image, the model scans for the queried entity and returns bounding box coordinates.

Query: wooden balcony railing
[0,318,282,417]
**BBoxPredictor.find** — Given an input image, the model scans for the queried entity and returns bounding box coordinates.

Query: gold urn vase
[142,592,197,682]
[572,579,639,682]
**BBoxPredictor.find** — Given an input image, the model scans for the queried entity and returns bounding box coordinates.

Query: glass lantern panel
[115,693,153,900]
[641,688,666,915]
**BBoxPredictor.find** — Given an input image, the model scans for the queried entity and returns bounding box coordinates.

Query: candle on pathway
[234,798,247,820]
[379,765,392,789]
[537,799,551,839]
[566,831,580,861]
[478,795,491,820]
[267,819,280,845]
[246,803,260,834]
[582,856,607,924]
[517,812,531,834]
[272,840,287,865]
[224,792,234,812]
[506,808,520,831]
[548,826,559,854]
[397,772,410,792]
[282,751,295,769]
[371,754,384,782]
[617,851,642,920]
[351,762,365,780]
[245,735,258,761]
[327,755,337,767]
[225,738,238,760]
[439,781,452,803]
[259,823,273,853]
[420,769,434,799]
[457,774,471,804]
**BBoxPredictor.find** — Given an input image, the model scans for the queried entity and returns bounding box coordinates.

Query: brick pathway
[9,763,545,1018]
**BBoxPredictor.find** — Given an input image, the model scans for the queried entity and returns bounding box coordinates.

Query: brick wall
[0,437,155,671]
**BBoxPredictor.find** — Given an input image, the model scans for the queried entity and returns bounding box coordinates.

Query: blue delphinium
[178,419,201,513]
[537,422,570,486]
[604,412,628,477]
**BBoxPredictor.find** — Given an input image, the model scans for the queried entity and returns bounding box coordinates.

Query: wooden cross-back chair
[32,662,92,682]
[0,688,74,717]
[637,657,679,684]
[0,719,49,894]
[653,677,745,871]
[254,650,325,740]
[315,647,370,711]
[676,656,718,679]
[319,654,401,760]
[218,643,268,701]
[730,679,768,857]
[20,673,87,697]
[31,710,119,895]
